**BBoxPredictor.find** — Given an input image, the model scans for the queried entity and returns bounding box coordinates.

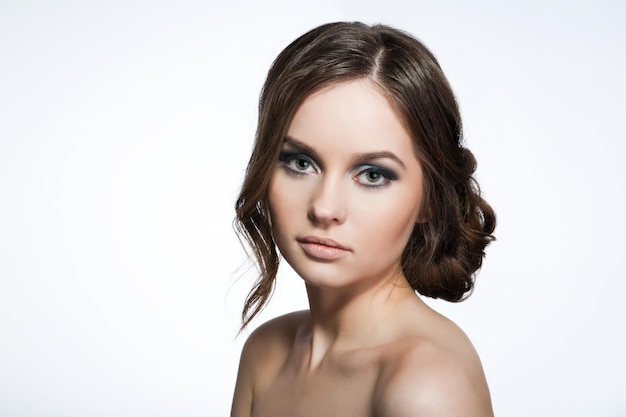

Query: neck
[303,272,419,367]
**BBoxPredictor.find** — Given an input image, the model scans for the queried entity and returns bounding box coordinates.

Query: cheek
[267,176,303,238]
[355,193,421,248]
[267,178,285,229]
[379,208,417,243]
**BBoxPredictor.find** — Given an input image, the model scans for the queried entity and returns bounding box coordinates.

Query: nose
[308,176,347,226]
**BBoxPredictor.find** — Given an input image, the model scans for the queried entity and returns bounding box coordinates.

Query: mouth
[296,236,351,260]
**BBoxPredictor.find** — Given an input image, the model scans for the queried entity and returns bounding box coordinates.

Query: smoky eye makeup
[278,136,402,187]
[277,136,322,174]
[278,151,318,175]
[353,163,398,187]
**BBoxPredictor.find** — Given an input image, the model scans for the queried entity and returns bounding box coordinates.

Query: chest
[251,353,382,417]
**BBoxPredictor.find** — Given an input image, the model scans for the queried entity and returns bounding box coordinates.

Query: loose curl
[235,22,495,328]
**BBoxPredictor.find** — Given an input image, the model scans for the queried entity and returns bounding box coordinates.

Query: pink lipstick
[297,236,351,260]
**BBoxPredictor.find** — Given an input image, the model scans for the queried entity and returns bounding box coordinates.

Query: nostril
[308,198,346,225]
[307,177,347,225]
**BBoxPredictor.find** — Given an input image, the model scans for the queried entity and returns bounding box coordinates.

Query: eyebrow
[283,137,319,157]
[353,151,406,169]
[283,136,407,170]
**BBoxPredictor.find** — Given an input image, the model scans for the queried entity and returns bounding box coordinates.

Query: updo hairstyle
[235,22,496,328]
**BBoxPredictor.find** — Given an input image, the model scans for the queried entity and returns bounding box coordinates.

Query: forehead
[286,80,414,156]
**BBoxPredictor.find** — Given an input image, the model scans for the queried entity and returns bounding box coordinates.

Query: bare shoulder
[239,310,310,383]
[374,314,493,417]
[230,311,309,417]
[245,310,309,354]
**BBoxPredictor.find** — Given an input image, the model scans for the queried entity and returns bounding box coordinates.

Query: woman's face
[268,80,424,291]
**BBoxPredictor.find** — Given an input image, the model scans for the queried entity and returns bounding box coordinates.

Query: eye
[279,152,318,175]
[354,165,397,188]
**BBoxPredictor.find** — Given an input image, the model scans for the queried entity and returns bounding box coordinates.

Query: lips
[296,236,351,260]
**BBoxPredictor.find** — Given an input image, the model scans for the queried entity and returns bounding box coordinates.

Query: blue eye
[354,166,397,188]
[279,152,318,175]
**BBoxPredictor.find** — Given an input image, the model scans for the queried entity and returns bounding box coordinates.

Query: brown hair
[235,22,496,328]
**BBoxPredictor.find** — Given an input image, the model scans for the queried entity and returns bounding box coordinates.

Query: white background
[1,0,624,416]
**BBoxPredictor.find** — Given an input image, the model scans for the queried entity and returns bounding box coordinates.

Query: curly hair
[235,22,496,328]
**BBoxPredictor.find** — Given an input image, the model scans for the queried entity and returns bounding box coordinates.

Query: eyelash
[354,165,397,188]
[278,152,318,175]
[278,152,398,188]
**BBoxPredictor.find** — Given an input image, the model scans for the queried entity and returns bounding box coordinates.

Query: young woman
[231,22,496,417]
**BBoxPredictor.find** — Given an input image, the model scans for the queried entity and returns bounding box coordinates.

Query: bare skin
[231,281,493,417]
[231,81,494,417]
